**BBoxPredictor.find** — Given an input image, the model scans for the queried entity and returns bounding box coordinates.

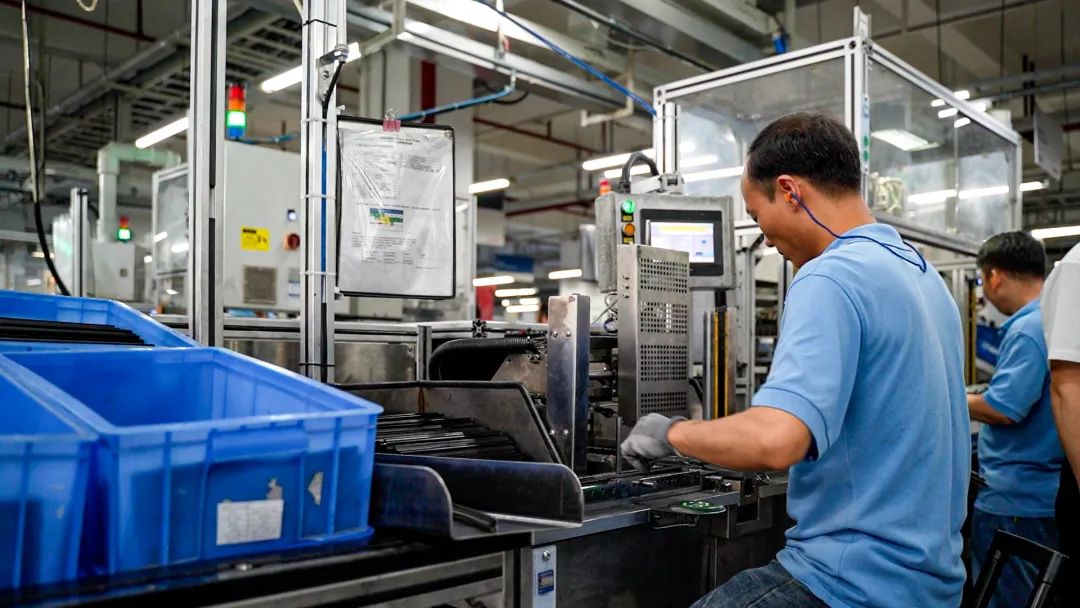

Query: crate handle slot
[207,426,310,463]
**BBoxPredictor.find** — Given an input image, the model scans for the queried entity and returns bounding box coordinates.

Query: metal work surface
[617,244,692,423]
[225,339,416,384]
[5,535,522,608]
[519,495,790,607]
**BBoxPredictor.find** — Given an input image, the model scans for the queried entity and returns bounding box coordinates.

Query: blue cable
[473,0,656,117]
[399,83,517,122]
[795,194,927,273]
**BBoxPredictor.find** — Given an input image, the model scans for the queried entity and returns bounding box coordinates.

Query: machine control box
[595,192,735,291]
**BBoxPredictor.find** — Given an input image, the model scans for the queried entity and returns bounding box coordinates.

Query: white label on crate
[216,499,284,546]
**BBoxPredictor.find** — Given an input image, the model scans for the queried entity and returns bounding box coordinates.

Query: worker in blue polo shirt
[621,113,969,607]
[967,231,1063,607]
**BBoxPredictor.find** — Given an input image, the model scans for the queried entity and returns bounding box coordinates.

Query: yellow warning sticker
[241,227,270,251]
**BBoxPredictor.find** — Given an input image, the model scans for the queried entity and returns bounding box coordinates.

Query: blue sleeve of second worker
[984,332,1048,422]
[752,274,862,460]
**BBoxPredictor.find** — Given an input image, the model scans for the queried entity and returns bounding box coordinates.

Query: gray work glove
[620,413,686,471]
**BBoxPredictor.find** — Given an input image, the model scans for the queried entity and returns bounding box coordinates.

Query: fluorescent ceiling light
[153,231,168,243]
[958,185,1009,200]
[969,99,991,112]
[518,297,541,305]
[680,155,719,169]
[473,275,514,286]
[25,278,42,286]
[602,165,650,179]
[954,89,971,100]
[494,287,537,297]
[548,268,582,280]
[683,166,744,183]
[165,288,179,295]
[582,149,654,172]
[931,99,946,107]
[170,241,190,254]
[1031,225,1080,240]
[261,66,303,93]
[938,108,959,118]
[870,129,936,152]
[469,178,510,194]
[1020,181,1046,192]
[954,117,971,129]
[506,304,540,314]
[143,255,153,264]
[135,117,188,149]
[907,189,957,205]
[501,299,511,307]
[408,0,544,49]
[261,42,361,93]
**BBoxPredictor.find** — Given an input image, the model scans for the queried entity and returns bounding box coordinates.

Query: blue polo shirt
[977,299,1062,517]
[754,223,969,608]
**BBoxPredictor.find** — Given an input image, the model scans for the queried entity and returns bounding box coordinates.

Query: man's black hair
[976,231,1046,279]
[746,112,862,197]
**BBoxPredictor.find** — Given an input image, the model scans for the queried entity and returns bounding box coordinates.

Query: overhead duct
[96,142,180,242]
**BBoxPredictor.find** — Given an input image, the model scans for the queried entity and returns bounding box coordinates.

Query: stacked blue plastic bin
[0,358,95,590]
[0,290,196,352]
[5,347,382,577]
[0,291,383,580]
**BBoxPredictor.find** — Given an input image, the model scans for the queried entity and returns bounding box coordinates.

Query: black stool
[970,530,1068,608]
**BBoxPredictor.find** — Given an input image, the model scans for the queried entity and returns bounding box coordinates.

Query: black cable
[689,377,705,404]
[427,337,537,380]
[615,151,658,194]
[20,0,68,296]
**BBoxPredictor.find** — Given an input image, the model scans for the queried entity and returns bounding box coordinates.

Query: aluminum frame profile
[187,0,226,346]
[299,0,346,382]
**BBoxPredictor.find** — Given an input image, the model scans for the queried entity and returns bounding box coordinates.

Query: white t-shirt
[1042,244,1080,363]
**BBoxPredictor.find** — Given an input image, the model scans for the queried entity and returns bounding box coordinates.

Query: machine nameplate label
[241,226,271,251]
[537,570,555,595]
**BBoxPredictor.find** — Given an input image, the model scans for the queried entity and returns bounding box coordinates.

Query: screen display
[648,221,715,263]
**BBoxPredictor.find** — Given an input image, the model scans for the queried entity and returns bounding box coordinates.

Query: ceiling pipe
[96,142,180,243]
[548,0,714,71]
[506,198,592,217]
[474,117,599,154]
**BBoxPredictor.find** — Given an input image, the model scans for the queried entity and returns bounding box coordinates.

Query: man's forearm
[1050,362,1080,487]
[667,407,811,471]
[968,394,1015,425]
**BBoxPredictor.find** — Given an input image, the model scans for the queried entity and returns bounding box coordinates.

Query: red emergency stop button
[284,233,301,250]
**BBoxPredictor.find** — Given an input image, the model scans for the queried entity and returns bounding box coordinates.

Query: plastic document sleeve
[337,117,456,298]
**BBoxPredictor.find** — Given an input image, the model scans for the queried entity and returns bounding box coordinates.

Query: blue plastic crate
[0,290,195,351]
[0,357,94,590]
[3,347,381,576]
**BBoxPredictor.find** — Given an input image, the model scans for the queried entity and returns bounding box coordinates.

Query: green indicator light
[621,199,635,214]
[226,110,246,128]
[116,227,132,242]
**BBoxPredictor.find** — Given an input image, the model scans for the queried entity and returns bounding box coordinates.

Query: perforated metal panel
[617,244,691,423]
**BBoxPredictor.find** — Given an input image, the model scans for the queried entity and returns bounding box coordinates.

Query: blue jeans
[691,560,827,608]
[969,508,1059,608]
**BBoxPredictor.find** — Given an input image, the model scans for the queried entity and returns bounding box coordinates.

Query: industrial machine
[327,181,787,606]
[595,191,736,292]
[151,142,304,314]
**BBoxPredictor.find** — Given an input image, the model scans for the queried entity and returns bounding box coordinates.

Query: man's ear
[775,175,799,209]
